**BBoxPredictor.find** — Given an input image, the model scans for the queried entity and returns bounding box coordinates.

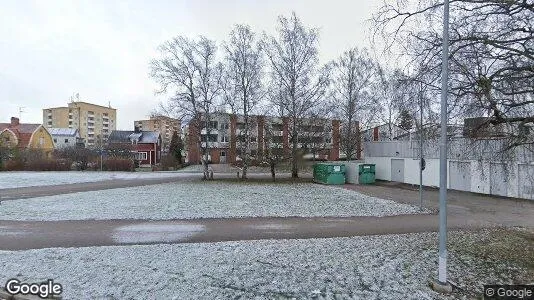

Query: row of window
[53,138,71,144]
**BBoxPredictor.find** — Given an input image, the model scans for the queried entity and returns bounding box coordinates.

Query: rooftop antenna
[18,107,25,119]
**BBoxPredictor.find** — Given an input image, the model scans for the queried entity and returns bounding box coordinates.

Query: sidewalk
[0,214,490,250]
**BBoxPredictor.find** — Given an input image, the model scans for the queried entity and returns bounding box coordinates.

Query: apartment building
[185,112,342,164]
[134,116,180,151]
[43,101,116,148]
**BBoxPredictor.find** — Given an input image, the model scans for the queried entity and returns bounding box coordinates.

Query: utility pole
[419,84,424,211]
[100,135,103,172]
[433,0,452,293]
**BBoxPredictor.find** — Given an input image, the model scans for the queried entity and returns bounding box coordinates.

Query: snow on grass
[0,182,429,221]
[0,229,531,300]
[0,171,196,189]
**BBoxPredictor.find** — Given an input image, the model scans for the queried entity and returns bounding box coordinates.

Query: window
[39,137,44,146]
[221,135,229,143]
[272,124,283,131]
[135,152,147,161]
[64,138,69,143]
[221,151,226,157]
[53,138,57,143]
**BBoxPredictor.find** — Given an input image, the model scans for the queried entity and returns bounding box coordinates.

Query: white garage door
[518,164,534,200]
[391,159,405,182]
[449,161,471,192]
[490,163,508,197]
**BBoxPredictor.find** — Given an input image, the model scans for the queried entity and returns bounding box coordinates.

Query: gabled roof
[0,122,45,149]
[0,123,41,134]
[108,130,160,144]
[48,128,79,136]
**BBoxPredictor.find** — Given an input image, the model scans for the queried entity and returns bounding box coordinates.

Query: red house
[108,129,161,166]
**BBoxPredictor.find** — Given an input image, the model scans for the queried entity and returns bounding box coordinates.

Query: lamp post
[432,0,452,293]
[419,83,424,211]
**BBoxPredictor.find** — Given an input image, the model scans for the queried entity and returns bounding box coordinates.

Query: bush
[160,154,179,170]
[3,159,24,171]
[103,158,134,171]
[25,159,71,171]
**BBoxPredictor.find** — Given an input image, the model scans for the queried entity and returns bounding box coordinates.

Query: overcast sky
[0,0,381,129]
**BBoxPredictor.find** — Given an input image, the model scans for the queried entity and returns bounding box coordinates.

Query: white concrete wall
[364,157,391,181]
[52,136,77,149]
[365,155,528,199]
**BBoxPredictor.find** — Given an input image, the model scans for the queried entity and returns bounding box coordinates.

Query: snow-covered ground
[0,230,530,299]
[0,182,428,221]
[0,171,197,189]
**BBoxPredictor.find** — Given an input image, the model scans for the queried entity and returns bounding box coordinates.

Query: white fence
[364,138,534,162]
[363,139,534,200]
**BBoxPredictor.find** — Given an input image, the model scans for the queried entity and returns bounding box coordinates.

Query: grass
[449,228,534,284]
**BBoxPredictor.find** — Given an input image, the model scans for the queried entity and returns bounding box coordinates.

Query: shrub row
[1,158,134,172]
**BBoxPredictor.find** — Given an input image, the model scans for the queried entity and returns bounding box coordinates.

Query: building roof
[69,101,116,110]
[48,128,79,136]
[0,119,44,149]
[108,130,160,144]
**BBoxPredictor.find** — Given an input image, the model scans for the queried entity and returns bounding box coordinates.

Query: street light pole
[435,0,451,291]
[419,84,424,211]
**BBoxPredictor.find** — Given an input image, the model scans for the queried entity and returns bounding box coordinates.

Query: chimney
[11,117,19,126]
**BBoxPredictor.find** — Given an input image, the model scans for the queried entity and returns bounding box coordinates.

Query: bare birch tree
[150,35,222,179]
[223,24,264,179]
[331,47,378,160]
[373,0,534,151]
[262,12,330,178]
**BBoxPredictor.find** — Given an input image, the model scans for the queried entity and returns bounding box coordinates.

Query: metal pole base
[431,280,453,294]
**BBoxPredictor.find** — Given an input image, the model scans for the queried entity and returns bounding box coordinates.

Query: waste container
[344,161,365,184]
[313,163,346,185]
[358,164,376,184]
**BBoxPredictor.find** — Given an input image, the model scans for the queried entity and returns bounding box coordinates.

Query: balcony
[201,128,218,135]
[201,142,227,148]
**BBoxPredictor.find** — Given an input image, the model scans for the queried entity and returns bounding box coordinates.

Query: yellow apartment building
[43,101,117,148]
[134,115,180,151]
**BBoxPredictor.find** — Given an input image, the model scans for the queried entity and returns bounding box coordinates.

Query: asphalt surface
[0,214,490,251]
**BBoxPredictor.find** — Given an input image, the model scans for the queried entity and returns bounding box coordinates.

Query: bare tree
[223,24,264,179]
[331,47,378,160]
[150,35,222,179]
[373,0,534,150]
[194,37,223,178]
[262,12,330,178]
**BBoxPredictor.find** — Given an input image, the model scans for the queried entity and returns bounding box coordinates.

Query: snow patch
[0,182,429,221]
[112,223,205,244]
[0,171,196,189]
[0,230,528,299]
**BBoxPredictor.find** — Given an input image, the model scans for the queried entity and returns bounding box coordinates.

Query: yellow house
[0,117,54,155]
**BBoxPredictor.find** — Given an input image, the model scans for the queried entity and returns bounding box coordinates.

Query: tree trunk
[270,158,276,181]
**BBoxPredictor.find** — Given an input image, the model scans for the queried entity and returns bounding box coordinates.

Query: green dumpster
[358,164,376,184]
[313,163,346,185]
